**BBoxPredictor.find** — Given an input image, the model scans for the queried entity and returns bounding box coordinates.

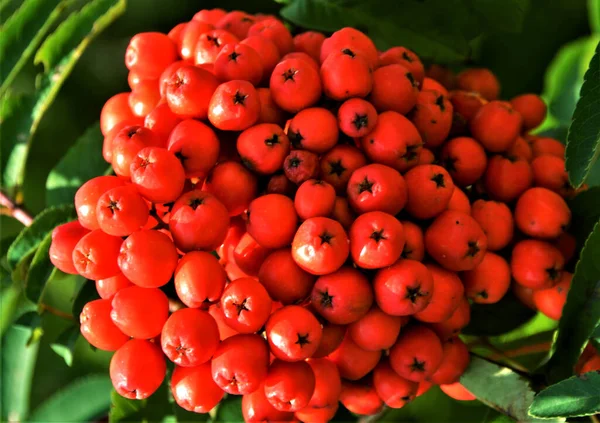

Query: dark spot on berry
[207,35,220,48]
[405,284,428,304]
[233,91,248,105]
[403,144,420,162]
[312,179,324,185]
[406,72,418,88]
[410,357,426,373]
[319,231,333,244]
[283,68,298,81]
[342,48,356,58]
[189,197,204,210]
[547,266,561,281]
[318,289,334,308]
[329,159,346,177]
[174,151,187,163]
[443,156,457,172]
[127,127,139,137]
[288,130,304,149]
[370,229,386,243]
[369,139,375,144]
[435,95,446,112]
[107,200,120,214]
[295,333,310,347]
[234,298,249,315]
[401,395,413,402]
[401,247,413,259]
[402,51,413,62]
[241,157,254,171]
[228,51,241,61]
[358,176,374,194]
[265,134,280,147]
[287,156,301,168]
[466,241,480,258]
[431,173,445,188]
[352,114,369,130]
[477,290,488,299]
[431,119,438,124]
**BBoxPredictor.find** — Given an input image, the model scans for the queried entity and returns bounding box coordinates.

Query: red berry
[266,305,323,361]
[166,65,220,119]
[338,98,378,138]
[348,306,402,351]
[175,251,227,308]
[80,299,129,351]
[347,163,407,215]
[111,126,161,178]
[110,286,169,339]
[204,161,258,216]
[389,325,443,382]
[373,360,418,409]
[214,43,263,85]
[171,362,225,413]
[95,273,133,300]
[75,176,127,230]
[208,80,260,131]
[168,119,220,179]
[327,333,381,380]
[339,381,383,416]
[429,337,470,385]
[247,194,298,249]
[110,339,166,399]
[283,150,320,185]
[242,383,294,422]
[130,147,186,204]
[49,221,90,274]
[258,248,315,305]
[72,229,123,279]
[96,185,149,237]
[288,108,339,153]
[125,32,177,80]
[414,264,464,323]
[270,58,322,113]
[320,145,367,194]
[248,18,293,55]
[370,64,419,114]
[221,277,273,333]
[321,50,372,101]
[236,123,290,175]
[100,92,138,136]
[349,211,405,269]
[264,360,316,412]
[294,179,336,221]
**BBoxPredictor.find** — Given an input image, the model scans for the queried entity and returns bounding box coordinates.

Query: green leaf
[530,371,600,418]
[6,204,75,270]
[46,122,108,206]
[72,279,100,319]
[460,356,564,423]
[28,374,112,422]
[0,214,25,256]
[0,0,66,96]
[49,325,80,367]
[544,221,600,383]
[0,0,126,193]
[24,230,54,303]
[465,0,530,34]
[462,292,537,336]
[214,396,243,423]
[12,248,37,284]
[566,41,600,188]
[569,187,600,218]
[590,0,600,33]
[1,312,42,421]
[109,380,175,423]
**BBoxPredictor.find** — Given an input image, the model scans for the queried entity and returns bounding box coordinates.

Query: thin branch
[39,303,75,321]
[0,191,33,226]
[472,338,531,374]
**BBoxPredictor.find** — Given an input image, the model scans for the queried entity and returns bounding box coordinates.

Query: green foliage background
[1,0,600,421]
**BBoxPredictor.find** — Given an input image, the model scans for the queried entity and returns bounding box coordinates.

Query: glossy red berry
[72,229,123,279]
[175,251,227,308]
[171,362,225,413]
[264,360,316,412]
[349,211,405,269]
[208,80,260,131]
[130,147,185,204]
[80,299,129,351]
[258,248,315,304]
[204,161,258,216]
[247,194,298,249]
[221,277,273,333]
[266,305,323,361]
[294,179,336,220]
[327,332,381,380]
[414,264,464,323]
[373,360,418,409]
[95,273,133,300]
[214,43,263,85]
[167,119,220,179]
[270,58,322,113]
[166,65,220,119]
[348,306,402,351]
[389,325,443,382]
[236,123,290,175]
[75,176,127,230]
[49,221,90,274]
[242,383,294,422]
[292,217,349,275]
[347,164,407,215]
[125,32,177,79]
[96,185,149,237]
[110,286,169,339]
[288,107,339,153]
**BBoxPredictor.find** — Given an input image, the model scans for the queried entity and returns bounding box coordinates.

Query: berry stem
[39,303,76,321]
[0,191,33,227]
[149,205,169,230]
[470,338,531,374]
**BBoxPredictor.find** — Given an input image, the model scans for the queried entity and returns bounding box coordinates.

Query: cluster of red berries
[48,7,583,421]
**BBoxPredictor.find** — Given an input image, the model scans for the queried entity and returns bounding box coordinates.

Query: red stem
[0,191,33,227]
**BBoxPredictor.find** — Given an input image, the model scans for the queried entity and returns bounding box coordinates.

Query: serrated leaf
[1,312,42,421]
[0,0,126,193]
[460,356,564,423]
[6,204,75,270]
[544,221,600,383]
[28,374,112,421]
[24,230,54,303]
[566,41,600,187]
[49,324,80,366]
[529,372,600,418]
[0,0,67,96]
[46,122,109,206]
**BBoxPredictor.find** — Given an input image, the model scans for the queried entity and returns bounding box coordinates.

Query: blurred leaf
[46,122,108,206]
[281,0,528,63]
[1,312,42,421]
[72,279,99,318]
[0,214,25,256]
[569,187,600,218]
[6,204,74,270]
[0,0,126,193]
[565,41,600,188]
[463,292,537,336]
[214,396,243,423]
[24,230,54,303]
[383,384,508,422]
[460,356,564,423]
[590,0,600,33]
[49,325,80,367]
[28,374,112,422]
[530,371,600,418]
[109,380,175,423]
[0,0,66,96]
[12,248,36,284]
[544,221,600,383]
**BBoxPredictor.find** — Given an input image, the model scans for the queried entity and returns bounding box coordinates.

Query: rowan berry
[236,123,290,174]
[373,360,418,409]
[508,136,534,162]
[100,93,138,136]
[204,162,258,216]
[470,101,522,152]
[410,90,453,148]
[348,305,402,351]
[95,186,148,237]
[531,155,570,196]
[347,163,407,215]
[125,32,177,80]
[215,11,255,39]
[321,49,373,101]
[555,232,577,263]
[484,155,533,202]
[118,229,178,288]
[379,46,425,85]
[110,286,169,339]
[389,325,443,382]
[208,80,260,131]
[370,64,419,114]
[130,147,185,204]
[426,64,456,90]
[337,98,377,138]
[95,273,133,300]
[221,277,272,333]
[320,27,378,69]
[174,251,226,308]
[247,18,293,55]
[373,259,433,316]
[349,211,405,269]
[168,119,220,179]
[305,358,342,410]
[294,179,336,221]
[339,382,384,416]
[242,383,294,422]
[110,339,166,399]
[143,103,181,147]
[440,382,476,401]
[429,296,471,340]
[161,308,219,366]
[311,266,372,324]
[470,200,513,251]
[171,362,224,413]
[166,65,219,119]
[169,191,230,252]
[428,337,470,385]
[266,305,322,361]
[320,145,367,194]
[293,31,326,63]
[414,264,464,323]
[80,299,129,351]
[232,232,272,276]
[292,217,349,275]
[111,125,161,178]
[264,360,316,412]
[256,88,286,125]
[313,321,346,358]
[440,136,487,187]
[241,36,280,80]
[270,58,322,113]
[404,164,455,220]
[456,68,500,100]
[515,187,571,239]
[327,333,381,380]
[246,194,297,249]
[129,80,160,118]
[530,137,565,158]
[462,252,510,304]
[211,334,269,395]
[448,90,486,134]
[72,229,123,279]
[102,118,144,163]
[214,43,263,85]
[400,221,425,261]
[209,303,239,341]
[193,8,227,25]
[49,221,90,274]
[283,150,320,185]
[331,197,356,230]
[288,108,338,153]
[511,239,564,289]
[533,272,572,320]
[510,93,546,130]
[194,29,239,65]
